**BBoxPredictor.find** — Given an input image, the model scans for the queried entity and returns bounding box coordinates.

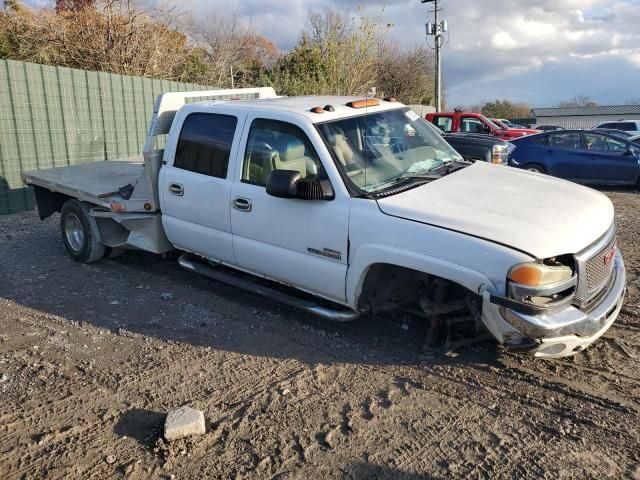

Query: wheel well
[357,263,480,317]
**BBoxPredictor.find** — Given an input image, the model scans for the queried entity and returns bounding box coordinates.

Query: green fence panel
[0,59,211,214]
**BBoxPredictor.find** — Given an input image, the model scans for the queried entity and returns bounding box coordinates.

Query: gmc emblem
[604,249,616,267]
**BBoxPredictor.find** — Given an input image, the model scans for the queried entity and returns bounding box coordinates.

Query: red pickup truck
[426,111,539,140]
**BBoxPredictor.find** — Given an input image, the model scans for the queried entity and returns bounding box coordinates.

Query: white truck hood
[376,162,614,259]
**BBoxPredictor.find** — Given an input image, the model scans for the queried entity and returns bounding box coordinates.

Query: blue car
[509,130,640,186]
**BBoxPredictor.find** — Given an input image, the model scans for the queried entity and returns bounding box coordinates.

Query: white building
[531,105,640,129]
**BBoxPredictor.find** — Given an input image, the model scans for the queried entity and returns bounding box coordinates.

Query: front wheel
[524,164,546,174]
[60,200,106,263]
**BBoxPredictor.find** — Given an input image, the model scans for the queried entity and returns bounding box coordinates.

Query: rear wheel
[524,164,545,174]
[60,200,105,263]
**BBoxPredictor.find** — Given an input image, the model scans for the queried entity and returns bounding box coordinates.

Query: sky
[24,0,640,108]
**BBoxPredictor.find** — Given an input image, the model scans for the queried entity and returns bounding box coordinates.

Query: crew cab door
[229,114,349,303]
[160,108,246,264]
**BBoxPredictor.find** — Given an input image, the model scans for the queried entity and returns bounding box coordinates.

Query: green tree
[481,99,531,119]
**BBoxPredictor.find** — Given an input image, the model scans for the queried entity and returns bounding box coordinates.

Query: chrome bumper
[492,251,625,358]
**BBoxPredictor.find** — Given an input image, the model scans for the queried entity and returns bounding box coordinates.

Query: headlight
[507,261,576,308]
[492,145,508,164]
[508,263,572,287]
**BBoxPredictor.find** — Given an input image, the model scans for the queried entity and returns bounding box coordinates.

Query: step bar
[178,253,360,322]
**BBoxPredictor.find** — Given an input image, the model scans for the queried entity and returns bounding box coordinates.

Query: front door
[579,132,639,184]
[544,131,585,181]
[161,110,245,264]
[230,115,350,303]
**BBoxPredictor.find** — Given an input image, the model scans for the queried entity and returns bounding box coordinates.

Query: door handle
[232,197,252,212]
[169,183,184,196]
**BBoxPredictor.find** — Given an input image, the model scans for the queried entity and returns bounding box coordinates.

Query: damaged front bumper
[483,250,626,359]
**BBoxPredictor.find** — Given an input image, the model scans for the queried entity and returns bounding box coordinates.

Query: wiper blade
[396,173,441,181]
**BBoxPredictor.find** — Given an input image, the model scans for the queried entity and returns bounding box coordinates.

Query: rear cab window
[174,113,238,178]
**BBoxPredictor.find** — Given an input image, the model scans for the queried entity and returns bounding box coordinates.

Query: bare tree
[377,44,434,104]
[557,95,598,108]
[0,0,198,80]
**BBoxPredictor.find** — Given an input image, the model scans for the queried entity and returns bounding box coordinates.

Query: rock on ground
[164,406,206,441]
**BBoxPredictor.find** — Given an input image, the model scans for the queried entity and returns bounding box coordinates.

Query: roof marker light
[346,99,380,109]
[310,106,325,114]
[324,105,335,112]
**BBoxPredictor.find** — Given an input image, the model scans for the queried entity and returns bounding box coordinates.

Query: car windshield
[317,107,464,194]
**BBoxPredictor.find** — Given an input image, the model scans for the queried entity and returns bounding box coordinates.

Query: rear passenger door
[229,114,350,303]
[161,109,245,264]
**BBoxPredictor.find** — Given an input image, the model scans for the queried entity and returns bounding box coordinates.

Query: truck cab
[426,111,539,140]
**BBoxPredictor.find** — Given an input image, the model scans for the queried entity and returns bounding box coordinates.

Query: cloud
[22,0,640,106]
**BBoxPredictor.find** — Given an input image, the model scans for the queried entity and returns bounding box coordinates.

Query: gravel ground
[0,190,639,479]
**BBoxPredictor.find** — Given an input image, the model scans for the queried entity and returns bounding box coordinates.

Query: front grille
[584,236,616,295]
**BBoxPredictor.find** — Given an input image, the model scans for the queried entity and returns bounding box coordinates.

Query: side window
[531,134,550,146]
[618,122,634,132]
[242,119,323,186]
[549,132,582,149]
[461,117,487,134]
[174,113,237,178]
[598,122,615,129]
[584,133,627,152]
[433,116,452,133]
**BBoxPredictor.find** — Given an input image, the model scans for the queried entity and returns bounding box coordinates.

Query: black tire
[524,164,546,174]
[60,200,105,263]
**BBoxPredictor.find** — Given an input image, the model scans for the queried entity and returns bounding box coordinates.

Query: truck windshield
[317,107,464,194]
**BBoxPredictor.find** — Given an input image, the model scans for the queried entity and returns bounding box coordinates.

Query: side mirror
[266,170,334,200]
[624,146,638,157]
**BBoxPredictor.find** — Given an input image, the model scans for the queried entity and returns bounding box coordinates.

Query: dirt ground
[1,190,639,480]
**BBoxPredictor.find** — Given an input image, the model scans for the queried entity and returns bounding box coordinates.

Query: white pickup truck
[22,88,626,359]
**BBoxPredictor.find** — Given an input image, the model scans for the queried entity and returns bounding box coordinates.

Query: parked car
[508,129,640,185]
[22,90,625,359]
[534,125,564,132]
[441,132,514,165]
[591,128,634,139]
[594,120,640,135]
[425,111,539,140]
[492,118,526,129]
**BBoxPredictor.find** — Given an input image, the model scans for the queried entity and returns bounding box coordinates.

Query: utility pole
[422,0,447,112]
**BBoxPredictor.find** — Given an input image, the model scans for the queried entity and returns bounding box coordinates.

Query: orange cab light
[384,96,397,102]
[346,98,380,109]
[310,106,325,114]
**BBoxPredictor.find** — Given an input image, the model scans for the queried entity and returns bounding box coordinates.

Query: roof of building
[532,105,640,117]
